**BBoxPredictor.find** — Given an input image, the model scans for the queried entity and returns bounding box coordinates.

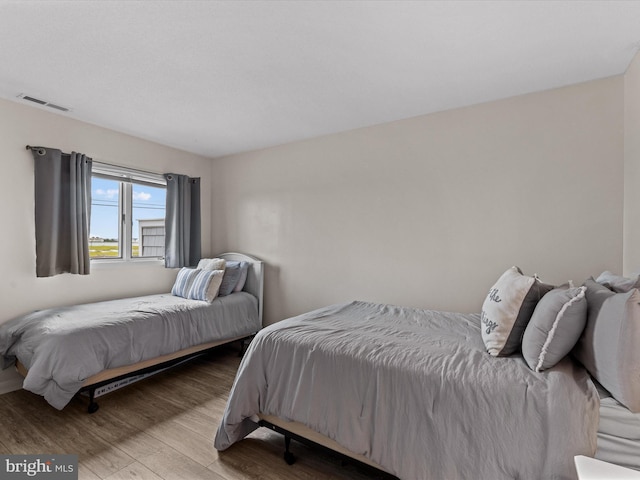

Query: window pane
[90,177,121,258]
[132,183,166,257]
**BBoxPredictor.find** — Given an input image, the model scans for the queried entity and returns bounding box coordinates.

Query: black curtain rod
[25,146,165,179]
[26,145,47,155]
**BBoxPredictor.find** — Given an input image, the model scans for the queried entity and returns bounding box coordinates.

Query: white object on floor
[575,455,640,479]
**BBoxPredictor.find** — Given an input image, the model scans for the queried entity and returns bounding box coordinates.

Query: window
[90,163,166,261]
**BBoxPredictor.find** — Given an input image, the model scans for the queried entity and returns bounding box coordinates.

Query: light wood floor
[0,345,388,480]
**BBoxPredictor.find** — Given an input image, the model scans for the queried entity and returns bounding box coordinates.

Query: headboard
[218,252,264,326]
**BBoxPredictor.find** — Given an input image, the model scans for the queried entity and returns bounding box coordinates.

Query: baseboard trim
[0,370,23,395]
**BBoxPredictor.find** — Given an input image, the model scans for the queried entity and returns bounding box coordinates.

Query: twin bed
[2,256,640,479]
[0,252,263,412]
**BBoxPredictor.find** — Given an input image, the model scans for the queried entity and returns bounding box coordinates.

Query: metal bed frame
[257,414,399,479]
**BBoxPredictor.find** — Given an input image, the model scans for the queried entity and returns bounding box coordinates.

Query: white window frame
[91,162,166,264]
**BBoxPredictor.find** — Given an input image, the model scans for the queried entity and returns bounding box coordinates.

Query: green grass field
[90,244,140,258]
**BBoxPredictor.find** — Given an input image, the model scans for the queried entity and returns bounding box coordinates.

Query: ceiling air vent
[17,94,71,112]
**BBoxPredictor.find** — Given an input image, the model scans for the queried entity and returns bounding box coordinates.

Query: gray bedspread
[214,301,599,480]
[0,292,259,410]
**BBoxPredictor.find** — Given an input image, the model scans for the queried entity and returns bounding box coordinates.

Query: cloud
[94,188,119,199]
[133,191,152,201]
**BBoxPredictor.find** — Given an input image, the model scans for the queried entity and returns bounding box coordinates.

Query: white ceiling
[1,0,640,158]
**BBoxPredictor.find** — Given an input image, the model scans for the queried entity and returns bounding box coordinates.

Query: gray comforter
[215,301,599,480]
[0,292,259,410]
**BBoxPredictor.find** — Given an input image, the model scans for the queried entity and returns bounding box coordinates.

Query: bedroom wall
[211,76,624,325]
[624,51,640,275]
[0,98,213,392]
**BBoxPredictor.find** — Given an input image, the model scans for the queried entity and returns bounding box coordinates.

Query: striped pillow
[171,268,224,302]
[171,268,200,298]
[187,269,224,302]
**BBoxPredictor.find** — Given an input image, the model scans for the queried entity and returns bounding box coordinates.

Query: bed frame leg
[283,435,296,465]
[239,335,255,357]
[87,389,99,414]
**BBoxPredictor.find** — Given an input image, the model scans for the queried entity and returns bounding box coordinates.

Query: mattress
[595,381,640,471]
[0,291,259,409]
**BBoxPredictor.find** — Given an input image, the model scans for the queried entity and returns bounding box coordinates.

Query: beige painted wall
[212,76,624,325]
[0,97,213,323]
[624,52,640,275]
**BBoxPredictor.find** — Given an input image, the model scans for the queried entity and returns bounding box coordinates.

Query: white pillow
[481,266,554,356]
[197,258,226,271]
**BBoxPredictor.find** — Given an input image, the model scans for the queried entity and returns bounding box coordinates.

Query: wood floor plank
[0,392,66,454]
[145,420,218,467]
[1,389,135,478]
[130,373,228,437]
[0,347,382,480]
[103,461,163,480]
[78,463,102,480]
[170,407,219,439]
[138,445,227,480]
[101,389,219,467]
[207,441,290,480]
[127,372,224,421]
[0,438,12,454]
[63,394,168,461]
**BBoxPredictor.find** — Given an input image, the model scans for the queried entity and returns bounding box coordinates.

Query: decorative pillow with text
[481,266,554,356]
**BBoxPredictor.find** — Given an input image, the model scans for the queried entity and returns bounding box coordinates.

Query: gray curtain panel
[164,173,201,268]
[31,147,92,277]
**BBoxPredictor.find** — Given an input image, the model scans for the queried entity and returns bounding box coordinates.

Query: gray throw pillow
[233,261,250,292]
[481,266,554,356]
[572,278,640,413]
[522,285,587,372]
[218,261,242,296]
[595,271,640,293]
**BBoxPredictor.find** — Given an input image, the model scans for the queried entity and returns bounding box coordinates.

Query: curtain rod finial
[26,145,46,155]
